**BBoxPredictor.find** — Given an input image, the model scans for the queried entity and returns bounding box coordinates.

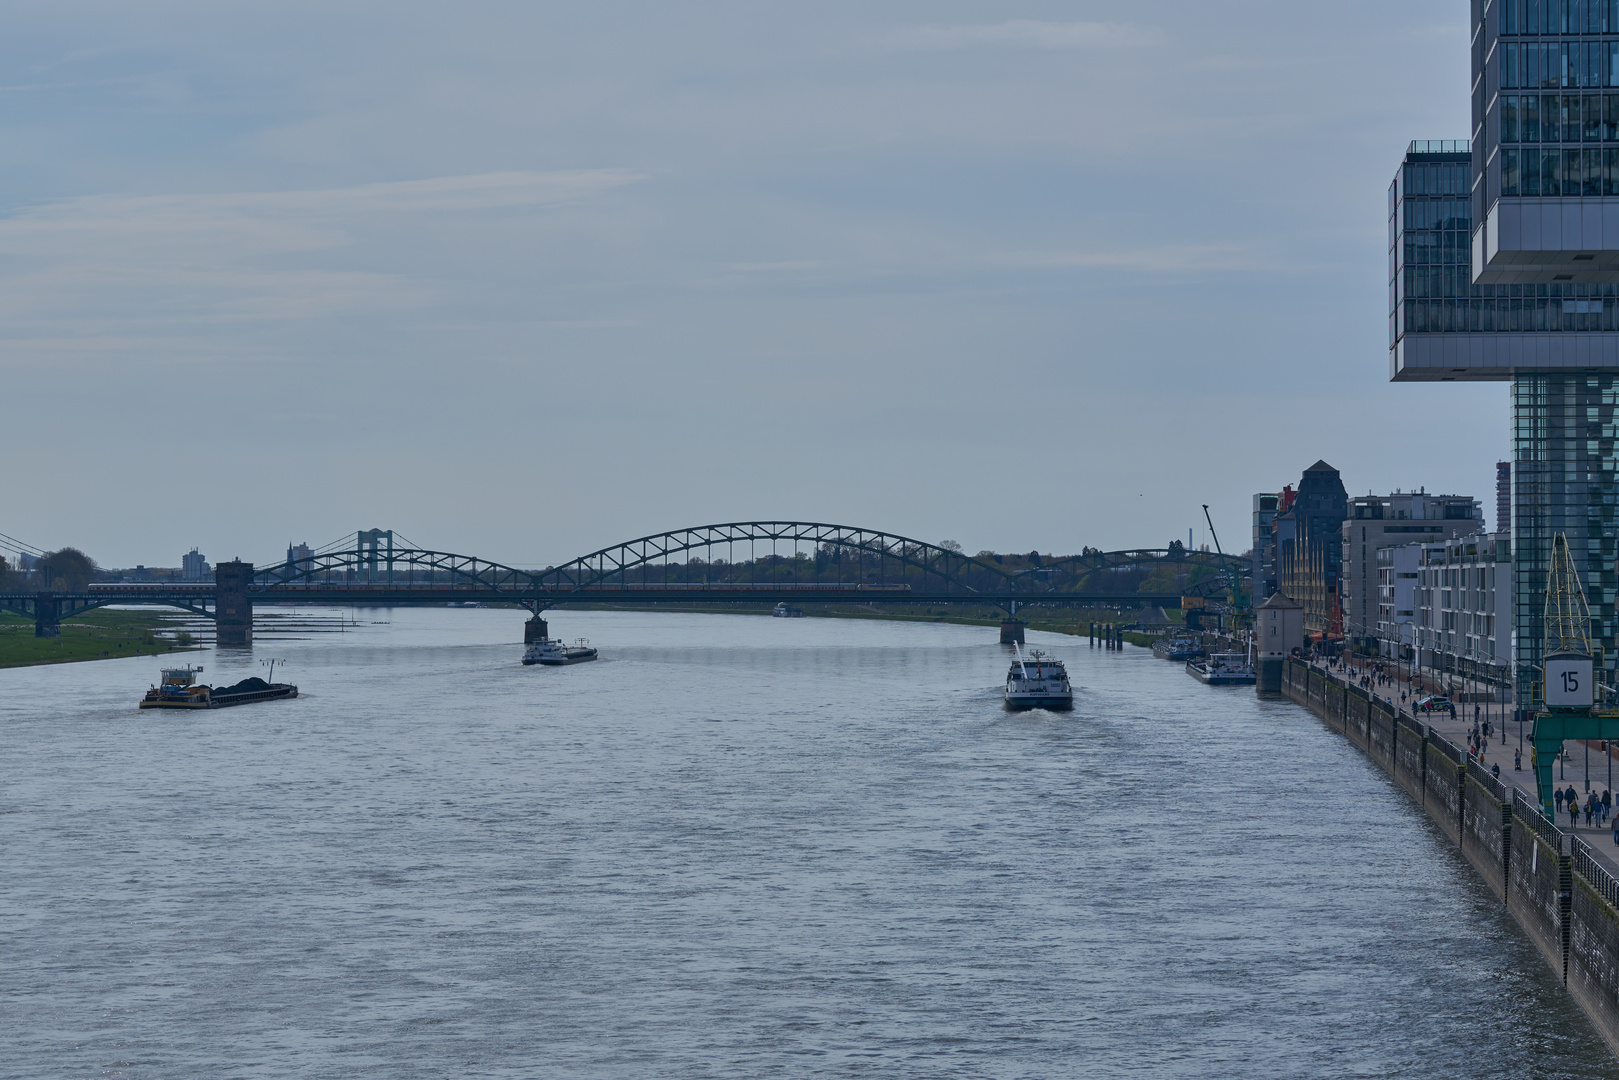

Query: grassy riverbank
[0,610,199,669]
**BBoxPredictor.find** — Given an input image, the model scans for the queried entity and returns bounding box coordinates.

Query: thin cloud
[0,170,642,328]
[890,21,1157,52]
[727,260,824,271]
[994,245,1260,273]
[0,169,643,233]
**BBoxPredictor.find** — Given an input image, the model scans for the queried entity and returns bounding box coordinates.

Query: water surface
[2,610,1613,1077]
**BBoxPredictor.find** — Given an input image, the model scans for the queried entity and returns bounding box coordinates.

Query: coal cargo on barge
[139,666,299,710]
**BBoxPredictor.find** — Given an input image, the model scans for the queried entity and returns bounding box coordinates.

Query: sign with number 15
[1545,655,1595,708]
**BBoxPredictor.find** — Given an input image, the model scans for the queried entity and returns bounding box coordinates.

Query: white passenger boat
[1186,652,1256,685]
[523,637,599,666]
[1004,645,1073,711]
[772,602,806,618]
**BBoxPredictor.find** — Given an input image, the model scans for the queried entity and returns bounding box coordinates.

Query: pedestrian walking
[1558,788,1566,814]
[1605,790,1613,823]
[1586,798,1595,827]
[1515,749,1522,771]
[1492,763,1501,779]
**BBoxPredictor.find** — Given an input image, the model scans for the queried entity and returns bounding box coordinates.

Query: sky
[0,1,1502,569]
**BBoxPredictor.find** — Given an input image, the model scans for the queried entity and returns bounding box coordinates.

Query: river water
[2,609,1616,1077]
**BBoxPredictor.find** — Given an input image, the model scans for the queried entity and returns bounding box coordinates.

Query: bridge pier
[34,592,59,638]
[999,618,1025,645]
[525,616,548,643]
[216,560,254,647]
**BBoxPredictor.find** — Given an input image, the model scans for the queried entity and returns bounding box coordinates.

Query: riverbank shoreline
[0,610,200,669]
[1280,658,1619,1060]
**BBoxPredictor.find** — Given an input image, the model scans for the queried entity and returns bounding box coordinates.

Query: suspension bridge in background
[0,522,1244,644]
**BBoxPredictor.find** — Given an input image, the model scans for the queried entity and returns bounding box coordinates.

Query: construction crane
[1202,504,1244,611]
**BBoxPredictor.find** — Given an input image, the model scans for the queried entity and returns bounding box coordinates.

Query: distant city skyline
[1,2,1499,566]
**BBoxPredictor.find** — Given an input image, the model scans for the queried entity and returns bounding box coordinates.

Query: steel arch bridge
[0,522,1250,638]
[257,522,1012,596]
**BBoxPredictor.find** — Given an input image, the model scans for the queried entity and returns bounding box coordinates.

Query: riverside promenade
[1273,654,1619,1056]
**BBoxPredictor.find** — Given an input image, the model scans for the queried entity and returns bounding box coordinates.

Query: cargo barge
[1186,652,1256,686]
[139,666,299,710]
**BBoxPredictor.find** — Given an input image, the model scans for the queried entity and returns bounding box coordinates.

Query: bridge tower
[216,560,253,647]
[34,592,59,638]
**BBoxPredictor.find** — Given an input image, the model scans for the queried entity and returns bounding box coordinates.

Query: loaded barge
[139,666,298,710]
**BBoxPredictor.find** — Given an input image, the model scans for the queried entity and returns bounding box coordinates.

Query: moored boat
[1186,652,1256,685]
[772,602,806,618]
[1153,635,1205,661]
[139,666,298,709]
[1004,645,1073,711]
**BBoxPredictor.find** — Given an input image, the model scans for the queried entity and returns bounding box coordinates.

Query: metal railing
[1573,835,1619,910]
[1407,139,1470,154]
[1425,728,1463,766]
[1467,757,1508,802]
[1515,789,1565,852]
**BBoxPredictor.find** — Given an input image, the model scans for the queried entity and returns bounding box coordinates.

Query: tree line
[0,548,98,593]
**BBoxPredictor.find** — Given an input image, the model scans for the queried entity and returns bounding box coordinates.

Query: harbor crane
[1202,504,1244,611]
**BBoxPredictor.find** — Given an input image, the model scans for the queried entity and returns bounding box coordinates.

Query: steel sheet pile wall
[1510,794,1570,982]
[1394,717,1427,802]
[1571,838,1619,1049]
[1423,732,1466,845]
[1462,761,1511,899]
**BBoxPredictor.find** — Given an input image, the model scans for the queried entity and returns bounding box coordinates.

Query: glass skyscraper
[1390,0,1619,707]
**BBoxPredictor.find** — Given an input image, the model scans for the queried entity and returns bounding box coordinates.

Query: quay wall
[1368,700,1396,773]
[1279,660,1619,1057]
[1423,734,1465,846]
[1461,762,1510,900]
[1393,717,1426,803]
[1508,796,1569,981]
[1570,840,1619,1042]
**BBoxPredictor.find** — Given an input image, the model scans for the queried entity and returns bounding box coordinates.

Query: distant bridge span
[0,521,1243,642]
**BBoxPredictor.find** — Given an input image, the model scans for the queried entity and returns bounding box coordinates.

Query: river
[2,609,1615,1077]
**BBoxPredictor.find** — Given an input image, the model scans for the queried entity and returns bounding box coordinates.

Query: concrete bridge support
[34,592,59,638]
[525,616,548,643]
[1000,619,1025,645]
[215,560,254,647]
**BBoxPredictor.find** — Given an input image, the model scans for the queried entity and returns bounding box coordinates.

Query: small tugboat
[1186,652,1257,686]
[523,637,599,666]
[139,665,298,710]
[1004,644,1073,711]
[772,602,806,618]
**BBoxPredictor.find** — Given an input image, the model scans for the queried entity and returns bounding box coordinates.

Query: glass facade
[1393,0,1619,708]
[1483,0,1619,202]
[1477,1,1619,227]
[1388,144,1619,347]
[1512,373,1619,704]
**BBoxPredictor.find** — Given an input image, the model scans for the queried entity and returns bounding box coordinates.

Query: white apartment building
[1341,490,1481,653]
[1403,532,1512,688]
[1375,543,1422,658]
